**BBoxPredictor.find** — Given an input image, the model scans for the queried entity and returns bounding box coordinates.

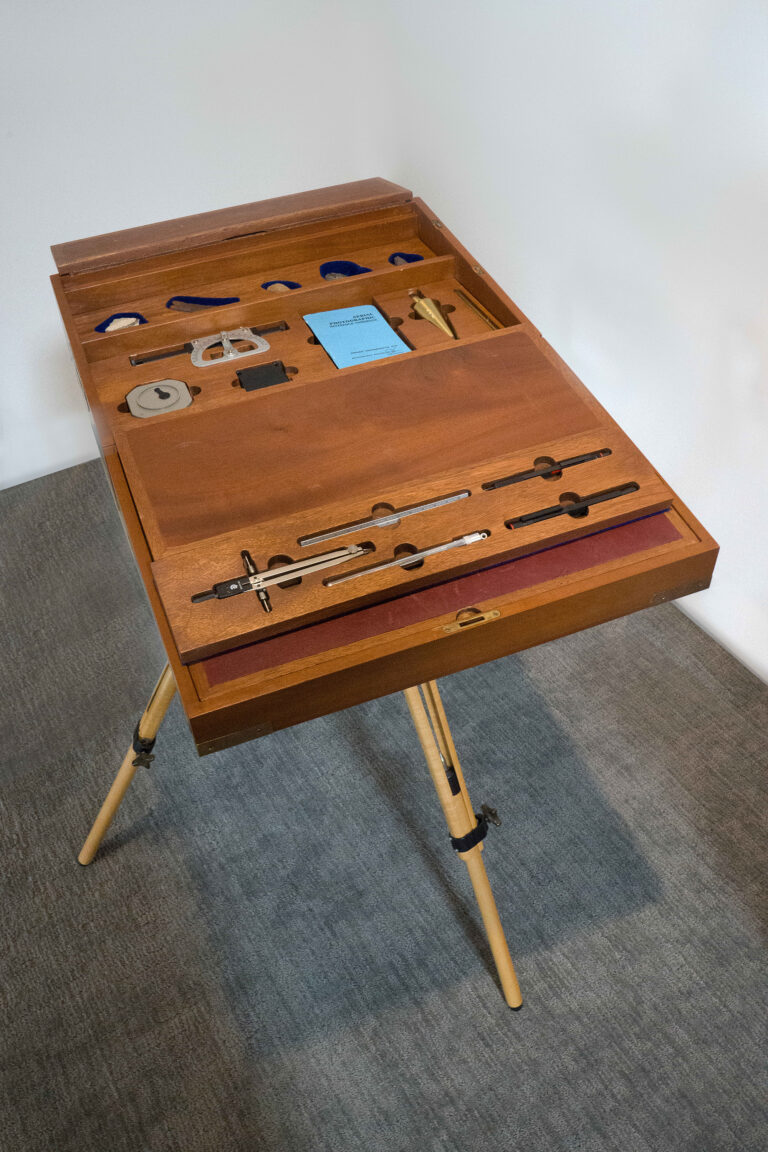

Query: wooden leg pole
[403,682,522,1008]
[78,665,177,866]
[421,680,478,838]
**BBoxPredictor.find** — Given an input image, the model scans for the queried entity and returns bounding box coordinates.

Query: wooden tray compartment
[149,429,667,662]
[114,331,599,554]
[98,441,715,755]
[53,184,521,453]
[112,326,674,663]
[82,271,503,442]
[185,504,716,754]
[67,211,430,330]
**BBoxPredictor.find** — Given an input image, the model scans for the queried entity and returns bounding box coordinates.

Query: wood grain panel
[116,331,604,554]
[52,178,412,274]
[80,256,455,364]
[63,206,420,312]
[201,512,684,687]
[75,239,436,340]
[188,524,717,754]
[151,446,668,661]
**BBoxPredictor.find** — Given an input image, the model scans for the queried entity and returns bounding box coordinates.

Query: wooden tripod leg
[421,680,478,837]
[78,665,177,866]
[403,682,523,1008]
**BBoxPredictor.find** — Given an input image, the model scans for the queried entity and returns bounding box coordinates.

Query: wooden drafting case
[51,178,718,755]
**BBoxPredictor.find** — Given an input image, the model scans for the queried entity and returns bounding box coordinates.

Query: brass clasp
[440,607,500,634]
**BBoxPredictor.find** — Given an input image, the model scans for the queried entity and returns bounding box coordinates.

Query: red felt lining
[203,512,681,686]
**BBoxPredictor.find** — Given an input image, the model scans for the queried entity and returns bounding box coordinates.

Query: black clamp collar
[450,813,490,854]
[132,723,156,769]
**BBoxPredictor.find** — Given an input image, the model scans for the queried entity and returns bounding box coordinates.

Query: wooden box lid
[116,330,671,662]
[51,178,412,275]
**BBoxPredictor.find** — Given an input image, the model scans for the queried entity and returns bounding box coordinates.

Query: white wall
[2,1,766,682]
[377,0,768,681]
[0,0,397,487]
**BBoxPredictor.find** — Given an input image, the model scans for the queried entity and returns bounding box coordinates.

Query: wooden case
[51,178,718,754]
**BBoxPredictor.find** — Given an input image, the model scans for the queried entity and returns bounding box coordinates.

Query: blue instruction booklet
[303,304,410,370]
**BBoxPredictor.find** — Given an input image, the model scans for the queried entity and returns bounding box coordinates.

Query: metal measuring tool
[190,328,270,368]
[298,490,472,548]
[323,532,489,587]
[125,379,193,418]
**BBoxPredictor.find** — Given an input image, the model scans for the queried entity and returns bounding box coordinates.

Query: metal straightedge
[324,531,489,587]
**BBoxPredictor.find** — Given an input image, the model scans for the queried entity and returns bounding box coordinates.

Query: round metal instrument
[126,379,193,418]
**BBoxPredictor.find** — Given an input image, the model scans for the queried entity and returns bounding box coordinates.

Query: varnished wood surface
[103,425,717,755]
[405,682,523,1007]
[62,205,419,312]
[151,435,668,662]
[81,255,456,365]
[77,665,177,865]
[116,331,603,554]
[100,451,201,723]
[49,180,719,753]
[52,178,412,275]
[73,237,436,341]
[83,288,506,456]
[199,512,688,687]
[189,521,717,754]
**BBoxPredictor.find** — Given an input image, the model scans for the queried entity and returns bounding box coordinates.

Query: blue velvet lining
[261,280,302,291]
[319,260,371,278]
[388,252,424,264]
[94,312,148,332]
[165,295,240,308]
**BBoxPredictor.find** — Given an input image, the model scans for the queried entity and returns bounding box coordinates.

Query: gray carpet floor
[1,459,766,1152]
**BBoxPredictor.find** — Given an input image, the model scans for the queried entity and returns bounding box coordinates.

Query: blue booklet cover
[302,304,410,370]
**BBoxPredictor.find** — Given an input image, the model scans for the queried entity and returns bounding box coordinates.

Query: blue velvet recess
[165,295,240,309]
[261,280,302,291]
[388,252,424,264]
[319,260,371,278]
[94,312,148,332]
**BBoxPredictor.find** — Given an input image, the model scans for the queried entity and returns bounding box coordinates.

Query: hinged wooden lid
[114,331,672,662]
[51,178,412,276]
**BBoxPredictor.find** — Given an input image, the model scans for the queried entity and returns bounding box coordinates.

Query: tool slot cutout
[322,531,489,588]
[297,489,471,547]
[394,543,424,570]
[483,448,612,491]
[129,322,290,367]
[267,555,302,589]
[506,483,640,528]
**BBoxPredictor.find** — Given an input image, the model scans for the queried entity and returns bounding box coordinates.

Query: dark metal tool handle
[506,483,639,528]
[483,449,611,491]
[191,576,251,603]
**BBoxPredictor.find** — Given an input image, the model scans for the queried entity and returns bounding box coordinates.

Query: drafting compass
[191,544,372,612]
